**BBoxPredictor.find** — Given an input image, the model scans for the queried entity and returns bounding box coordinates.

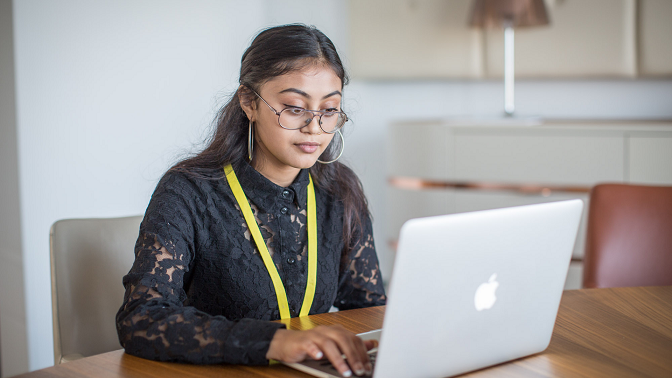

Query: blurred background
[1,0,671,376]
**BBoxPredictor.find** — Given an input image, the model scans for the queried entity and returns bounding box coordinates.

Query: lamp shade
[469,0,550,28]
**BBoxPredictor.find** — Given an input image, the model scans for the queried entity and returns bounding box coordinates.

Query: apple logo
[474,273,499,311]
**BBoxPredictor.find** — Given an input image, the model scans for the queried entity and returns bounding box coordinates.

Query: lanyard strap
[224,164,317,319]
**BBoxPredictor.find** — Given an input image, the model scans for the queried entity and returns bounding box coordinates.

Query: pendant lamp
[469,0,550,116]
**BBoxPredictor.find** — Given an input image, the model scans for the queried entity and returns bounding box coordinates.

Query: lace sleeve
[334,214,387,310]
[115,173,284,365]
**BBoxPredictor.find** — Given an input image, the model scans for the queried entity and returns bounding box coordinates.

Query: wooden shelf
[389,176,592,195]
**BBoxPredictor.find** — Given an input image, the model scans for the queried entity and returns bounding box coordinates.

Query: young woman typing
[115,24,385,377]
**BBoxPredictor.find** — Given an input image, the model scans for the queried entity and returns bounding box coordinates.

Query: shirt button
[287,257,296,264]
[280,207,288,214]
[282,190,291,199]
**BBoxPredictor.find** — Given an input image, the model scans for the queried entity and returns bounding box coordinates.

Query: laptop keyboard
[369,350,377,367]
[317,350,377,375]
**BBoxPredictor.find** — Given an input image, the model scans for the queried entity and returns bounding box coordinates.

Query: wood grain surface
[15,287,672,378]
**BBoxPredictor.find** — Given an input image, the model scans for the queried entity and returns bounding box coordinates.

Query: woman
[116,24,385,377]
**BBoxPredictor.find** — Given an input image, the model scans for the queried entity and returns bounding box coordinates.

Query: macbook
[284,199,584,378]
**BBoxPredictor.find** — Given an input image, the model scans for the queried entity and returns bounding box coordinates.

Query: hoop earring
[317,130,344,164]
[248,120,254,161]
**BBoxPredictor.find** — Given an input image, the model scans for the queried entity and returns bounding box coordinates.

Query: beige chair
[50,215,142,364]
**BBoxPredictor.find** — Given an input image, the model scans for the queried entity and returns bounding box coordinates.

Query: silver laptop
[285,199,583,378]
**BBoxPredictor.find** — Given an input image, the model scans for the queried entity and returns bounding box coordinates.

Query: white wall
[0,0,29,376]
[5,0,672,374]
[11,0,267,372]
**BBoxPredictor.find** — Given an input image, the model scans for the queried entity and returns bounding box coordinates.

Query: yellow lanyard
[224,164,317,319]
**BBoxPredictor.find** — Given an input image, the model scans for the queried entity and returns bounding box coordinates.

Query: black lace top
[116,162,386,366]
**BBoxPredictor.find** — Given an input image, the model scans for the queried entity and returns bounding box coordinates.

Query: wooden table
[17,286,672,378]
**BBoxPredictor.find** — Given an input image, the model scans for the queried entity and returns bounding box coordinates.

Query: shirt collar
[235,161,310,212]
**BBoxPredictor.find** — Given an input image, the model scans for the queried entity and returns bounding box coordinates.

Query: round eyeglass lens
[279,108,346,133]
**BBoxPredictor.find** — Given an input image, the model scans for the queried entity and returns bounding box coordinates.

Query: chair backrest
[583,183,672,288]
[50,215,142,364]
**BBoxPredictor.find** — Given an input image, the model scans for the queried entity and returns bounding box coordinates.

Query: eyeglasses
[250,89,348,134]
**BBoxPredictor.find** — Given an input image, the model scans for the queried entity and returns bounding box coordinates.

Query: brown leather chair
[583,183,672,288]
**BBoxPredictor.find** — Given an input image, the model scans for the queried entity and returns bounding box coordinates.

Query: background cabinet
[386,120,672,289]
[349,0,672,79]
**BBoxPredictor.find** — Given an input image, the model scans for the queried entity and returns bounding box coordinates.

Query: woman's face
[242,64,342,175]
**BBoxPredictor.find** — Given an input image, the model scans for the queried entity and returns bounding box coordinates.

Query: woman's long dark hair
[171,24,370,250]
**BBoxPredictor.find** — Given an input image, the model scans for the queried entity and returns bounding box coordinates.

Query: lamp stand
[504,21,515,116]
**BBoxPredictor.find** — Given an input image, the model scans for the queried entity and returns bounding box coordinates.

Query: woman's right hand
[266,325,376,377]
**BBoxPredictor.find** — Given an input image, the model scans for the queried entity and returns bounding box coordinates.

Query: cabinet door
[348,0,483,79]
[628,136,672,184]
[485,0,637,78]
[453,131,624,184]
[566,261,584,290]
[639,0,672,76]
